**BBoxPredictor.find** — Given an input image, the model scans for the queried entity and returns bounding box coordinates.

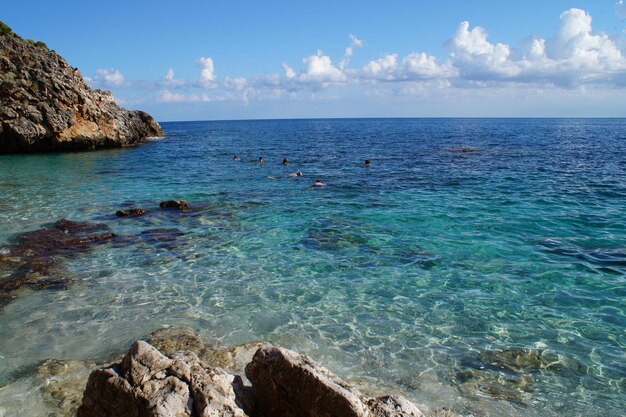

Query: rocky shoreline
[28,327,461,417]
[0,203,595,416]
[0,23,163,153]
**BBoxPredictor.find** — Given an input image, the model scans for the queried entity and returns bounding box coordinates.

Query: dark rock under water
[0,218,116,307]
[450,348,591,405]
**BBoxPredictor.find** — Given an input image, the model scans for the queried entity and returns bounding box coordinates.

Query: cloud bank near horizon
[87,8,626,106]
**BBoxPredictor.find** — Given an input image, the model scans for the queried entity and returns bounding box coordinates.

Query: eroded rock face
[77,341,250,417]
[246,345,370,417]
[0,31,163,153]
[245,345,423,417]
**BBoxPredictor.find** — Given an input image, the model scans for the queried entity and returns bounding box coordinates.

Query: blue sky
[4,1,626,120]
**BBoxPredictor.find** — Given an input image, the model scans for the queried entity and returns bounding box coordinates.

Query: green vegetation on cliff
[0,20,12,35]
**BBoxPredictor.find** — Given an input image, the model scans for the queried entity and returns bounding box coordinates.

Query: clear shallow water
[0,118,625,416]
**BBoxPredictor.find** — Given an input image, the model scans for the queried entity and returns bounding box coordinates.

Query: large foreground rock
[77,340,250,417]
[0,25,163,153]
[77,340,425,417]
[246,345,423,417]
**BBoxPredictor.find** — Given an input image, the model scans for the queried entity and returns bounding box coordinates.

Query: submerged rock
[451,348,590,405]
[116,208,148,217]
[147,327,205,355]
[147,327,269,377]
[0,218,116,307]
[302,217,370,252]
[450,367,535,405]
[159,200,190,211]
[36,359,97,417]
[0,27,163,153]
[138,228,186,250]
[451,147,476,153]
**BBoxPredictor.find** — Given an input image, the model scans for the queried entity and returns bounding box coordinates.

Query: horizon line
[157,116,626,123]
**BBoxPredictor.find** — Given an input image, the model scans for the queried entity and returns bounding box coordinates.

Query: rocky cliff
[0,23,163,153]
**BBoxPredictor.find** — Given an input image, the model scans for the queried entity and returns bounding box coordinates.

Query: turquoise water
[0,118,624,416]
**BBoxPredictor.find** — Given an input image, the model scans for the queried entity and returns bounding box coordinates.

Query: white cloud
[156,90,186,103]
[108,7,626,108]
[284,50,346,88]
[161,68,186,87]
[362,54,398,80]
[360,52,456,82]
[224,76,248,90]
[617,1,626,19]
[547,9,623,64]
[89,68,128,88]
[447,9,626,86]
[282,63,296,80]
[403,53,458,79]
[448,21,520,79]
[156,89,209,103]
[224,76,251,103]
[197,57,217,88]
[340,34,365,70]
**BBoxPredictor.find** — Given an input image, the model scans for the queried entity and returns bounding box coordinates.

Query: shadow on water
[537,238,626,274]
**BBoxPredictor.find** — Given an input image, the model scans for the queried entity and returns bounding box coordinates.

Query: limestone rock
[245,345,372,417]
[77,340,249,417]
[0,29,163,153]
[367,395,424,417]
[76,337,427,417]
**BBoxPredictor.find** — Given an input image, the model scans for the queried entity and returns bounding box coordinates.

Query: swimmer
[312,179,326,187]
[288,170,303,177]
[232,155,241,161]
[364,159,371,167]
[258,156,264,163]
[282,158,291,165]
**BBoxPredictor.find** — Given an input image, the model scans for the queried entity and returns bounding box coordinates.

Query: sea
[0,118,624,416]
